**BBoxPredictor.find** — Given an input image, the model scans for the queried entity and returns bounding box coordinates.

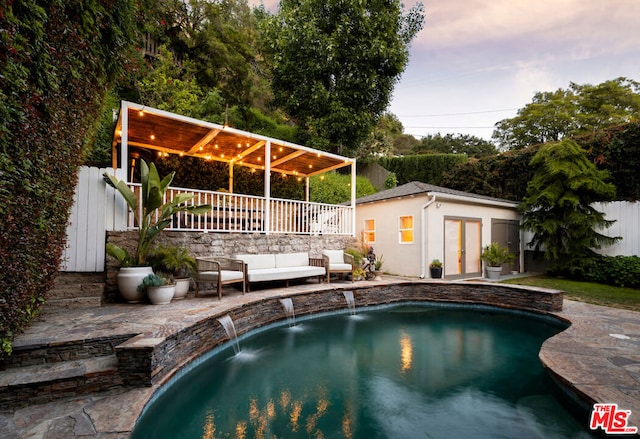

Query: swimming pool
[132,304,593,438]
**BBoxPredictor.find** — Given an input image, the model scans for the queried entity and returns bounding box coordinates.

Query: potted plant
[373,255,384,280]
[104,159,210,303]
[352,267,366,281]
[137,273,176,305]
[148,245,197,300]
[429,259,443,279]
[481,242,514,280]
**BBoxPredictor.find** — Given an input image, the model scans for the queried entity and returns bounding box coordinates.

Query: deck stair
[0,335,131,409]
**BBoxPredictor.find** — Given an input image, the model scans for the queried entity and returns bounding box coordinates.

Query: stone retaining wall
[115,281,563,387]
[105,231,356,303]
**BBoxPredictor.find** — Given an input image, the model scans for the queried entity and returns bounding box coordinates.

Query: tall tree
[493,78,640,150]
[519,140,619,276]
[262,0,424,156]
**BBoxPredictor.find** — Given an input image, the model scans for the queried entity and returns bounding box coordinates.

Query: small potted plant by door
[481,242,514,280]
[148,246,197,300]
[429,259,443,279]
[138,273,176,305]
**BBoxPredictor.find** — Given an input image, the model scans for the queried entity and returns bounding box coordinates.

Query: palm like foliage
[104,160,210,266]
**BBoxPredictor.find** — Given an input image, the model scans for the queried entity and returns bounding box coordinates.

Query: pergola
[111,101,357,235]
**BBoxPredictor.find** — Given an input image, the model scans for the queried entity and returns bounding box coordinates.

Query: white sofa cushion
[322,250,344,264]
[198,270,244,283]
[235,254,276,270]
[275,252,309,268]
[247,265,324,283]
[329,263,352,271]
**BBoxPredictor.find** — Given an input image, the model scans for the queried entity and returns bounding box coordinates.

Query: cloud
[247,0,279,12]
[410,0,640,58]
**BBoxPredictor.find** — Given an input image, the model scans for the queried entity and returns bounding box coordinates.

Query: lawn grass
[501,274,640,312]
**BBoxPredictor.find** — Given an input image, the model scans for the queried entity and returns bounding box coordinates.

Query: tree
[262,0,424,156]
[412,133,497,157]
[493,78,640,150]
[356,113,405,159]
[519,140,620,276]
[309,173,376,204]
[142,0,264,107]
[578,121,640,201]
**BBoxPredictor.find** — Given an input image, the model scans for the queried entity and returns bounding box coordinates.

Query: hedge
[0,0,137,356]
[378,154,467,186]
[583,255,640,289]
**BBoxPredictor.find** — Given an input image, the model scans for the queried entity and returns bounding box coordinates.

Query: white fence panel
[61,167,127,272]
[523,201,640,258]
[595,201,640,257]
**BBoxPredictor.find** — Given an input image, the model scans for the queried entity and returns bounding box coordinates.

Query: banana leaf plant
[104,159,210,267]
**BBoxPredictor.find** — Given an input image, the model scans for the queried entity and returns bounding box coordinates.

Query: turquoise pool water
[132,305,594,438]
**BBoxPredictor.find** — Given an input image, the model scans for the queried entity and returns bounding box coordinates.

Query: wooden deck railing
[127,184,354,235]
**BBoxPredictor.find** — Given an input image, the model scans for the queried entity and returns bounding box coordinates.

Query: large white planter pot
[486,266,502,280]
[117,266,153,303]
[173,278,190,300]
[147,285,176,305]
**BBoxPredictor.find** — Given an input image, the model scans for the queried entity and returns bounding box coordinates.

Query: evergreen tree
[519,140,620,275]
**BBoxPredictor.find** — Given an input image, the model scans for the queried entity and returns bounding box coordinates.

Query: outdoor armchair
[195,257,246,300]
[322,250,354,283]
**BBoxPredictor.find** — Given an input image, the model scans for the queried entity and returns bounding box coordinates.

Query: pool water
[132,305,595,438]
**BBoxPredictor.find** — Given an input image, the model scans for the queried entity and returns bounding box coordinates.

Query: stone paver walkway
[1,279,639,438]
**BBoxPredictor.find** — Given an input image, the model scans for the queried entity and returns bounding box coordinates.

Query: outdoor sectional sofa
[234,252,325,291]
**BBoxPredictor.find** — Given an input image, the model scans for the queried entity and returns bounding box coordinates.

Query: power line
[404,126,496,129]
[396,108,518,118]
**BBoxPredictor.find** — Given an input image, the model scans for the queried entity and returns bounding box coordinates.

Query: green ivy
[0,0,138,357]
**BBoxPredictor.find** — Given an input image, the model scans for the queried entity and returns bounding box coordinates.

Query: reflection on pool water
[132,304,595,439]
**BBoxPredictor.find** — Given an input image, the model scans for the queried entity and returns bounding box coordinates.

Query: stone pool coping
[1,277,639,438]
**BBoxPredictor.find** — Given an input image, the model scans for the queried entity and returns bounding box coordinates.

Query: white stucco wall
[356,193,521,278]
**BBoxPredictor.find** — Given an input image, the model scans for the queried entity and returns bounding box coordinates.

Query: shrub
[582,255,640,289]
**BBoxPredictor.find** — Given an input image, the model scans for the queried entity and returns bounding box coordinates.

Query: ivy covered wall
[0,0,138,356]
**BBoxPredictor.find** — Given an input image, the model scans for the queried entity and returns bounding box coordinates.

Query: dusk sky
[249,0,640,140]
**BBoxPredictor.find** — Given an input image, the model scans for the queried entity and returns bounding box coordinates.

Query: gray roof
[355,181,518,206]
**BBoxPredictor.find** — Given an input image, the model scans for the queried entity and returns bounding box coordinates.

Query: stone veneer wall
[115,281,563,387]
[105,231,357,303]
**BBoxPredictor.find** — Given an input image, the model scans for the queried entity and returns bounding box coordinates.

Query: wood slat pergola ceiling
[114,102,354,178]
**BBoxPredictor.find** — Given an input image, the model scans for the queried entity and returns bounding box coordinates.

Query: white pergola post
[229,162,234,193]
[119,101,129,178]
[351,161,356,236]
[264,140,271,235]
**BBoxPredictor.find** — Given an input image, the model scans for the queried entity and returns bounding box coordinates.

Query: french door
[444,217,482,279]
